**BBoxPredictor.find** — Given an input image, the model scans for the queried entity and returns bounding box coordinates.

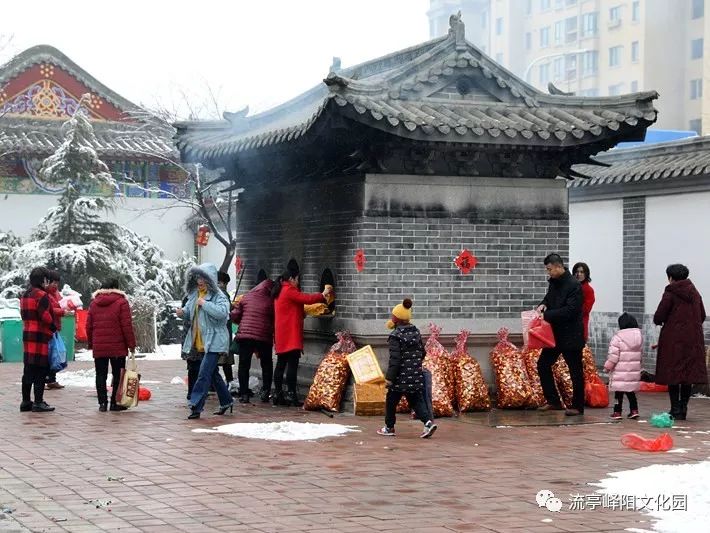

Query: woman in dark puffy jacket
[231,277,275,403]
[86,278,136,412]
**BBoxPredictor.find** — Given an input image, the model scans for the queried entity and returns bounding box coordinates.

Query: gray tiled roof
[569,135,710,187]
[176,27,657,162]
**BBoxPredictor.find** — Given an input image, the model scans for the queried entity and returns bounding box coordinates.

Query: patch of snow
[192,421,360,441]
[594,460,710,533]
[170,376,186,385]
[74,349,93,361]
[667,448,690,454]
[496,425,513,428]
[541,518,553,523]
[691,393,708,399]
[136,344,182,361]
[57,369,106,388]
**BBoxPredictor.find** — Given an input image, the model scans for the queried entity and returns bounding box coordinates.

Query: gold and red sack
[423,323,455,417]
[490,328,532,409]
[520,347,546,408]
[552,358,574,408]
[304,331,355,412]
[452,330,490,411]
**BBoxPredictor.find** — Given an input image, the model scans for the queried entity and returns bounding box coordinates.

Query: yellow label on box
[346,345,385,384]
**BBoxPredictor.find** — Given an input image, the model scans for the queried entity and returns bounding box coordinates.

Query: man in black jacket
[536,253,585,416]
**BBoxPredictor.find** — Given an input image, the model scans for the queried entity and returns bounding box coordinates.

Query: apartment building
[428,0,708,133]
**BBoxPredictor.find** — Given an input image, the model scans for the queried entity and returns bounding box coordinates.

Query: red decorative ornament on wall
[454,249,478,274]
[195,224,210,246]
[234,255,244,273]
[353,249,366,272]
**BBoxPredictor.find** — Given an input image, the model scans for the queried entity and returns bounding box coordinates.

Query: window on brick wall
[690,78,703,99]
[631,41,639,62]
[540,26,550,47]
[691,38,704,59]
[692,0,704,19]
[609,45,622,66]
[689,118,702,134]
[581,12,598,36]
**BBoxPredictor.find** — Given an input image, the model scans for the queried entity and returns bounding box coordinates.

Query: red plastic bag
[621,432,674,452]
[584,374,609,408]
[75,309,88,342]
[640,382,669,392]
[138,387,152,401]
[527,317,555,349]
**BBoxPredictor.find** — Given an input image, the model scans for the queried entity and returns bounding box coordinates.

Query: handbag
[116,351,141,409]
[49,332,67,372]
[527,316,556,349]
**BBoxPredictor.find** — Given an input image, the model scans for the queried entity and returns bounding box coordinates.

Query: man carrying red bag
[536,253,586,416]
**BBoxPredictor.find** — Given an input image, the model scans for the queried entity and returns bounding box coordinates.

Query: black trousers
[613,391,638,412]
[95,357,126,405]
[46,370,57,383]
[220,364,234,383]
[669,384,692,405]
[186,359,201,399]
[385,389,430,429]
[537,346,585,412]
[22,363,48,403]
[274,350,300,393]
[238,339,273,393]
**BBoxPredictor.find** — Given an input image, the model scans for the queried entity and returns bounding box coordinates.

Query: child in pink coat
[604,312,643,420]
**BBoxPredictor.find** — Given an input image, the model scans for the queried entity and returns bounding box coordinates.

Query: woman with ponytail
[271,259,331,406]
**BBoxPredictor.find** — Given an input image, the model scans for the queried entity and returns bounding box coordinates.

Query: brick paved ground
[1,360,708,533]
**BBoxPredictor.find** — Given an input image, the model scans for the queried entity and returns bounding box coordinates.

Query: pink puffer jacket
[604,328,643,392]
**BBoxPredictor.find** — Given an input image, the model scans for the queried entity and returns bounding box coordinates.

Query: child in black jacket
[378,298,437,438]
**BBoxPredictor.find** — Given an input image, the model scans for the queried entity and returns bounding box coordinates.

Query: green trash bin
[60,315,76,362]
[0,319,23,363]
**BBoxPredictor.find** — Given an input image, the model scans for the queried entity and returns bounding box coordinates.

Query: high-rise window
[632,1,640,22]
[554,21,563,44]
[539,63,551,84]
[581,12,598,36]
[631,41,640,62]
[630,80,638,92]
[609,46,623,66]
[691,38,704,59]
[565,16,578,42]
[689,118,702,134]
[581,51,598,75]
[565,54,577,80]
[540,0,551,10]
[608,83,624,96]
[496,17,503,35]
[690,79,703,99]
[553,57,564,79]
[609,6,621,25]
[692,0,704,19]
[540,27,550,47]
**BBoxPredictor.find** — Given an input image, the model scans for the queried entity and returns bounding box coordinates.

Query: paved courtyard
[1,359,708,533]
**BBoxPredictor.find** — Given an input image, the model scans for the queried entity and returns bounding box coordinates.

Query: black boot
[260,389,271,403]
[679,386,692,420]
[238,394,250,404]
[285,391,303,407]
[110,403,127,412]
[99,403,108,412]
[31,401,55,412]
[272,389,286,406]
[20,401,33,412]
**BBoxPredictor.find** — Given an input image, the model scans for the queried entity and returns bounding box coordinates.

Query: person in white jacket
[604,312,643,420]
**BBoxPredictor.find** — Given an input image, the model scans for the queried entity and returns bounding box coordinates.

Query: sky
[1,0,430,119]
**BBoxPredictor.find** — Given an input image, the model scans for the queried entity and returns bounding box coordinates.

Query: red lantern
[353,249,366,272]
[195,224,210,246]
[454,249,478,274]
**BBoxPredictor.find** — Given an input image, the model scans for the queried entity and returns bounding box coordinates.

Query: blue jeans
[189,352,233,413]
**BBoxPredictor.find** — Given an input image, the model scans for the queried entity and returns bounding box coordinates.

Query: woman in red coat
[86,278,137,412]
[20,267,56,413]
[271,260,330,406]
[573,262,595,343]
[653,264,707,420]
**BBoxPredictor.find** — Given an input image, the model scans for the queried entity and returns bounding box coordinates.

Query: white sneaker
[228,381,239,394]
[420,421,437,439]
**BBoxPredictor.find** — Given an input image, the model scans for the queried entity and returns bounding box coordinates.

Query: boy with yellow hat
[379,298,437,438]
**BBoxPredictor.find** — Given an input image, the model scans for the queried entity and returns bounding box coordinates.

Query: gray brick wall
[623,197,646,316]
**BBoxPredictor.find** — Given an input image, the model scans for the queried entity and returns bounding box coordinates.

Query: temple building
[175,14,657,379]
[0,45,193,258]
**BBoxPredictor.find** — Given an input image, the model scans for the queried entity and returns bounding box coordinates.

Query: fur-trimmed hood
[91,288,128,307]
[184,262,220,295]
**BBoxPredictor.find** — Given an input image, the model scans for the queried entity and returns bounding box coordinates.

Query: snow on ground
[57,368,104,388]
[193,421,360,441]
[593,460,710,533]
[74,344,182,362]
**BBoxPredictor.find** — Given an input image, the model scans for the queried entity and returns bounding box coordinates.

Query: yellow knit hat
[386,298,413,329]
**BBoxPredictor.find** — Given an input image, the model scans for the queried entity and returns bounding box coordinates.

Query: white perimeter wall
[645,192,710,314]
[569,199,624,313]
[0,194,194,261]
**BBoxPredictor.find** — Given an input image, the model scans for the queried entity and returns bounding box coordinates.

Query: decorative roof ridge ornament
[331,57,342,73]
[448,11,466,51]
[548,82,574,96]
[223,106,250,129]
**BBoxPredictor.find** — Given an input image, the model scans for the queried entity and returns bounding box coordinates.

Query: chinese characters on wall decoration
[454,249,478,274]
[353,249,366,272]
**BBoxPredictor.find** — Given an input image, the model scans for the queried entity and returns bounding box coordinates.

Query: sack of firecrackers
[520,347,547,408]
[452,329,490,411]
[423,323,455,417]
[582,344,597,380]
[552,358,574,409]
[490,328,533,409]
[304,331,355,412]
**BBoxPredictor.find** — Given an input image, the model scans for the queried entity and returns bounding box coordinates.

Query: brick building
[176,15,656,381]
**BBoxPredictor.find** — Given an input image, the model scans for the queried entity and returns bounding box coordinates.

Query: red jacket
[87,289,136,358]
[231,279,275,343]
[47,286,66,332]
[580,281,595,342]
[273,282,324,354]
[20,287,56,366]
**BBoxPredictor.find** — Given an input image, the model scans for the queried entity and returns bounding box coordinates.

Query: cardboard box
[353,382,386,416]
[346,345,385,384]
